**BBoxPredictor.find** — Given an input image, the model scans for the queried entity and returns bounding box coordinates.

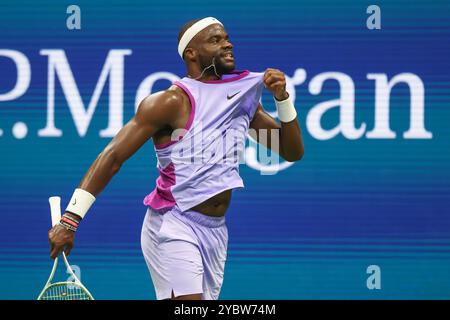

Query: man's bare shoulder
[138,85,184,113]
[135,85,186,125]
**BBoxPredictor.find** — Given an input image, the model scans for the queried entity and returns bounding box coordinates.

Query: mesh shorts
[141,205,228,300]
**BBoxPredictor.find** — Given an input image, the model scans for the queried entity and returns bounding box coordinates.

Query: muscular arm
[78,90,181,196]
[249,102,304,162]
[48,89,182,259]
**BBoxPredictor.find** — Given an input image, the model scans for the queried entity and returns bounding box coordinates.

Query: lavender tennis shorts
[141,205,228,300]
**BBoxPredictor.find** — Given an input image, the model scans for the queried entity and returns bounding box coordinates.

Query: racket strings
[40,283,92,300]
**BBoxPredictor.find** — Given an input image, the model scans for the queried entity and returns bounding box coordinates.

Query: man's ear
[184,47,197,61]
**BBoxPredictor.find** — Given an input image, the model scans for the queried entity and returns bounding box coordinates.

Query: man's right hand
[48,224,75,259]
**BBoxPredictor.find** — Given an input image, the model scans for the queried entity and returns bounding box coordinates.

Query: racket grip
[49,196,62,227]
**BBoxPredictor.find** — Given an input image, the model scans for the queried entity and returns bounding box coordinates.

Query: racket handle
[49,196,62,227]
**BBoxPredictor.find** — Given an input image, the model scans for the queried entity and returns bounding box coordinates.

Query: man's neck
[187,64,227,81]
[187,72,222,82]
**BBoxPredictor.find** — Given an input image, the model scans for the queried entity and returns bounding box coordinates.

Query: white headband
[178,17,223,59]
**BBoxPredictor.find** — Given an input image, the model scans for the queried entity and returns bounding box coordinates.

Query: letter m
[38,49,132,137]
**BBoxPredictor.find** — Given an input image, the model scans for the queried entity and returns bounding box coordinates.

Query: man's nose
[223,40,233,50]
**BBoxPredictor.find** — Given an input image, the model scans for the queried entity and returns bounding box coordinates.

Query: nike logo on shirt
[227,91,241,100]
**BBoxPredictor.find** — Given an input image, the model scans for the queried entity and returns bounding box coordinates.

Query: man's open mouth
[223,52,234,60]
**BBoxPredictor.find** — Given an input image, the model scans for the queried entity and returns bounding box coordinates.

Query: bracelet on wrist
[59,213,80,232]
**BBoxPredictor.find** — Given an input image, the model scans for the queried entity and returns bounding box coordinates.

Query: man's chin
[219,63,236,74]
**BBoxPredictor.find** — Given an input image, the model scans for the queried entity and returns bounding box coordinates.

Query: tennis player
[48,17,304,300]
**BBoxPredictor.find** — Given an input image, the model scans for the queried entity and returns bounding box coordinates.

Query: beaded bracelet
[59,214,80,232]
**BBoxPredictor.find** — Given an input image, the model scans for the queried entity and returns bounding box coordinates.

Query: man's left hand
[264,68,289,101]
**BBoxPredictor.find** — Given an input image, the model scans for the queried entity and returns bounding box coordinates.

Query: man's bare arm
[249,102,304,162]
[48,89,182,259]
[79,90,182,196]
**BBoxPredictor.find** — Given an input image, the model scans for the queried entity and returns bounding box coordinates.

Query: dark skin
[48,23,304,300]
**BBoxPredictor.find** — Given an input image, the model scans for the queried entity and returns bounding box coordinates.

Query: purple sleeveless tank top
[143,70,265,212]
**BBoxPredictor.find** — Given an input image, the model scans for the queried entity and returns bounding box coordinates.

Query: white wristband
[65,188,96,219]
[274,95,297,123]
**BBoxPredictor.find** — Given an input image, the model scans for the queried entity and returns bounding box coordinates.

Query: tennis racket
[37,196,94,300]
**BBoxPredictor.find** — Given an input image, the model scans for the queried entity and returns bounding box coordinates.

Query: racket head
[37,281,94,300]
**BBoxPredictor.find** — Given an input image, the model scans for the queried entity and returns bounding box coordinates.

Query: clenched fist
[264,68,289,101]
[48,223,75,259]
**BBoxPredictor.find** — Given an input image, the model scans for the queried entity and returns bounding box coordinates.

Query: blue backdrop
[1,0,449,299]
